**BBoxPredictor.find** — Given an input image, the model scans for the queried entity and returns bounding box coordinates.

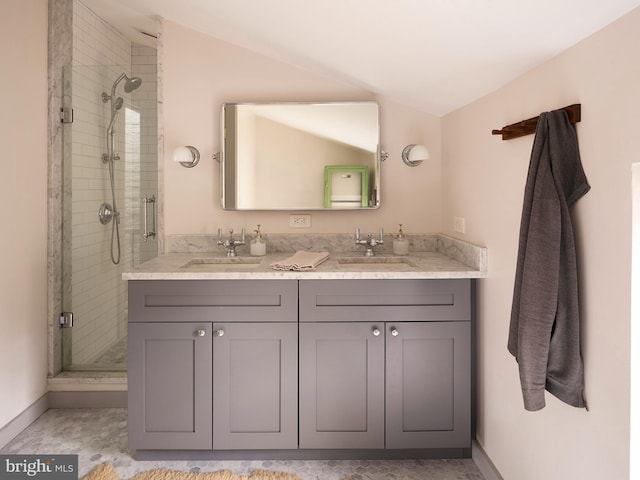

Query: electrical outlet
[290,214,311,228]
[453,216,466,234]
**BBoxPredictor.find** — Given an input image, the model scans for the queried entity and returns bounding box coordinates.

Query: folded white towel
[270,251,330,271]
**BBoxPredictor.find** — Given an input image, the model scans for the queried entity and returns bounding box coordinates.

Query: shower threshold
[63,364,126,373]
[48,371,127,407]
[52,370,126,378]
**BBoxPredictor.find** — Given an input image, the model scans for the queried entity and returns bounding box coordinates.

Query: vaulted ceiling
[81,0,640,116]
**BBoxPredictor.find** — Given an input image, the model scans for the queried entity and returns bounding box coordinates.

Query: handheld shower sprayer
[106,97,124,134]
[102,72,141,136]
[102,72,142,157]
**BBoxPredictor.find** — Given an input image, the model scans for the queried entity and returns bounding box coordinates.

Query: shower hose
[107,130,121,265]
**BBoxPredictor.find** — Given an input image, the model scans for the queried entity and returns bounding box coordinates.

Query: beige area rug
[83,463,301,480]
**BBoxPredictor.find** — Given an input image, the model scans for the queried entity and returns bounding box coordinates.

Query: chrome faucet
[217,227,246,256]
[355,227,384,256]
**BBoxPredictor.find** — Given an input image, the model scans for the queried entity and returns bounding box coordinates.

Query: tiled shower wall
[61,0,157,366]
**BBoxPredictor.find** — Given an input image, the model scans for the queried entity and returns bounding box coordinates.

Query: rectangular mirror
[221,101,380,210]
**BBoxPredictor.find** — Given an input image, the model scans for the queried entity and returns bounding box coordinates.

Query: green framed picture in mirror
[323,165,369,208]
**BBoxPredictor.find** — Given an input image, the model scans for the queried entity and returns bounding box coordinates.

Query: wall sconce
[401,144,430,167]
[172,145,200,168]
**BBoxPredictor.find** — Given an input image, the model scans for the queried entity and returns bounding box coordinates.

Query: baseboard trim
[135,448,469,461]
[0,391,128,449]
[472,440,503,480]
[48,391,127,408]
[0,394,48,450]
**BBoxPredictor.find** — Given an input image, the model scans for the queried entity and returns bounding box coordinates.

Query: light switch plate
[453,216,466,234]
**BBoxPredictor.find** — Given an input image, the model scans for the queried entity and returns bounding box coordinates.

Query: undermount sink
[179,257,262,271]
[336,256,416,270]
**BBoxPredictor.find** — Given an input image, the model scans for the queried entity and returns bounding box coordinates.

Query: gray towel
[508,109,590,411]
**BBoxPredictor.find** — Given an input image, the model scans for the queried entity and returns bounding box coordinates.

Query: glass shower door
[61,65,158,371]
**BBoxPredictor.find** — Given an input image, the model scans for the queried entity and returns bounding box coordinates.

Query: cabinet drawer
[128,280,298,322]
[299,279,470,322]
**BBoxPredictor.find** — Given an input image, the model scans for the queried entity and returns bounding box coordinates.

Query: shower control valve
[102,153,120,163]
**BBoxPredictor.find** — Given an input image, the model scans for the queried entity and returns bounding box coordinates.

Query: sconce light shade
[401,144,430,167]
[173,145,200,168]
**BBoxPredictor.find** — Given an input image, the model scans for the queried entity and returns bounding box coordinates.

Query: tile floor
[1,409,484,480]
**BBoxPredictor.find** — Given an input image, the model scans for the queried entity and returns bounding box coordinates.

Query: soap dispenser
[250,224,267,256]
[393,224,409,255]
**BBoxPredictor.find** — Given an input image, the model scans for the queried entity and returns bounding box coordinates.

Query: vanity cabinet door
[212,322,298,449]
[299,322,385,449]
[128,322,212,450]
[385,321,471,449]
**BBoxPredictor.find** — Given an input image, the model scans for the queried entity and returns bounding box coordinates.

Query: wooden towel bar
[492,104,581,140]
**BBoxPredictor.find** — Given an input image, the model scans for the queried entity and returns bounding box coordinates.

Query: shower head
[104,73,142,135]
[103,73,143,103]
[123,76,142,93]
[112,73,142,94]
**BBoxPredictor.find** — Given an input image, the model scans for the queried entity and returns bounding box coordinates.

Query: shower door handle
[142,195,156,241]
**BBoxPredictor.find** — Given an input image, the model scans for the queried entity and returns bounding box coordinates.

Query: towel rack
[492,104,581,140]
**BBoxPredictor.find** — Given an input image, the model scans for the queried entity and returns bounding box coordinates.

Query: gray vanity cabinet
[128,322,213,450]
[128,279,298,452]
[299,279,471,450]
[128,277,473,454]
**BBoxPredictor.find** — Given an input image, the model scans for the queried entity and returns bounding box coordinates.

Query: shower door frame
[47,1,163,378]
[59,65,157,372]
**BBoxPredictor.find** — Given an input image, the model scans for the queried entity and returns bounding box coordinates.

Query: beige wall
[0,0,48,429]
[162,21,441,238]
[442,7,640,480]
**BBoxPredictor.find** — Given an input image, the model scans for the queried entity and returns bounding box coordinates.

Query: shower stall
[60,63,158,371]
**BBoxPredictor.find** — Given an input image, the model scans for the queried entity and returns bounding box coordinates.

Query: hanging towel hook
[492,104,581,140]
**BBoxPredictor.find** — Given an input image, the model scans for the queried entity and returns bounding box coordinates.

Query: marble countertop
[123,234,487,280]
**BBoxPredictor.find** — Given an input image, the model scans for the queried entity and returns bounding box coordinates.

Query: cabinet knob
[372,327,380,337]
[196,329,206,337]
[391,327,399,337]
[215,329,225,337]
